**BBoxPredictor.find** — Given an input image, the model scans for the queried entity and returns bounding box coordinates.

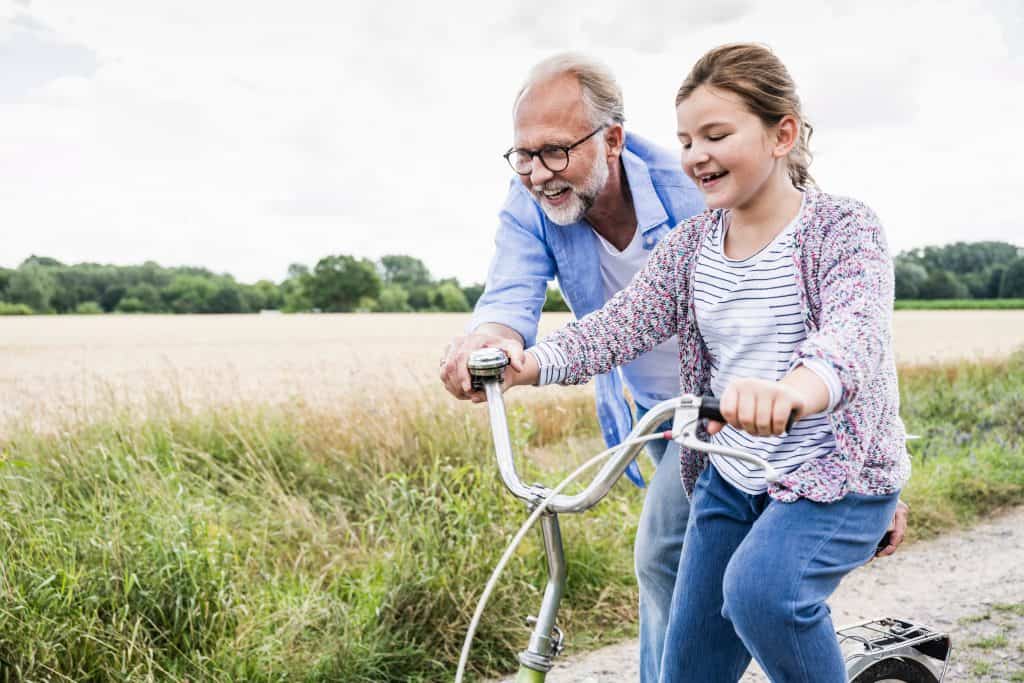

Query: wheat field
[2,310,1022,432]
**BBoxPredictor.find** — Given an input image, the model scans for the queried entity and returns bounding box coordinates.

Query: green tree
[307,255,381,312]
[461,283,484,309]
[379,255,431,288]
[7,265,56,312]
[281,264,312,312]
[0,302,33,315]
[893,260,928,299]
[406,284,432,310]
[125,283,162,312]
[0,267,14,299]
[74,301,103,314]
[543,285,571,312]
[901,242,1020,275]
[162,275,218,313]
[918,270,969,299]
[239,280,283,311]
[431,282,470,312]
[20,255,64,268]
[115,297,147,313]
[986,265,1008,298]
[100,285,126,312]
[374,285,412,312]
[207,282,244,313]
[999,258,1024,298]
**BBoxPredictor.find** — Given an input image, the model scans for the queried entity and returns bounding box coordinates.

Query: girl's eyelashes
[680,134,727,151]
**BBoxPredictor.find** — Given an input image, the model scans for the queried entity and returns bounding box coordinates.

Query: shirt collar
[621,142,669,233]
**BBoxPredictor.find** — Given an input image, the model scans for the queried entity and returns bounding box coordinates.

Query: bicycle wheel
[850,656,939,683]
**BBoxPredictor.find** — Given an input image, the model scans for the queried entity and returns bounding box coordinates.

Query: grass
[0,352,1021,680]
[895,298,1024,310]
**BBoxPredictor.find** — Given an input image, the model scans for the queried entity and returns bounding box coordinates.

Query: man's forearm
[473,322,525,346]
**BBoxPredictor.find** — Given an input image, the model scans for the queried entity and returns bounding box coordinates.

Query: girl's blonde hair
[675,43,814,189]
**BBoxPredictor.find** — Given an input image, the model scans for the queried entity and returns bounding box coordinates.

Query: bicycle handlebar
[469,349,780,513]
[479,380,678,512]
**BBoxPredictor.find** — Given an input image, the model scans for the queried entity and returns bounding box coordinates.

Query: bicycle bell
[468,348,510,390]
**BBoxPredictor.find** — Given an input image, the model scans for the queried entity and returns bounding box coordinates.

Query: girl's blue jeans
[659,465,899,683]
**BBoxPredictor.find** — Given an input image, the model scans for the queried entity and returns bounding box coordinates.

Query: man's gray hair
[515,52,625,127]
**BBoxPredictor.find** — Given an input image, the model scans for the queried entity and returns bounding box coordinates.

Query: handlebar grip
[697,396,726,423]
[697,396,797,432]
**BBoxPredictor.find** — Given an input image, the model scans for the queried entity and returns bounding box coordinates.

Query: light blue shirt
[470,133,704,486]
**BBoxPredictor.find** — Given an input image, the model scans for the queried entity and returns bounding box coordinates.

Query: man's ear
[605,123,625,159]
[774,115,799,158]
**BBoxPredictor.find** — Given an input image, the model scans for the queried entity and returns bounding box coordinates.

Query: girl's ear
[773,115,799,158]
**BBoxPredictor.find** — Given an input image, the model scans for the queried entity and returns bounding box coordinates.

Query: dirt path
[494,507,1024,682]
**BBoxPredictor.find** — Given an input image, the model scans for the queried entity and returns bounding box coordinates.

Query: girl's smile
[676,84,781,211]
[676,84,803,257]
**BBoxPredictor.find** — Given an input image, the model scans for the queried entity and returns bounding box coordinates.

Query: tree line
[2,241,1020,316]
[894,241,1024,300]
[0,254,493,315]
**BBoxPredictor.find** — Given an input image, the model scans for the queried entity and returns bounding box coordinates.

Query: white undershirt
[592,227,680,407]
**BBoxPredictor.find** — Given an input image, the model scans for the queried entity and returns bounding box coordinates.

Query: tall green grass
[0,353,1022,681]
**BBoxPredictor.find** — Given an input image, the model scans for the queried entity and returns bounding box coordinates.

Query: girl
[481,43,910,681]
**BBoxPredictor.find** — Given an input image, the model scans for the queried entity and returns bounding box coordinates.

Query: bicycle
[457,348,952,683]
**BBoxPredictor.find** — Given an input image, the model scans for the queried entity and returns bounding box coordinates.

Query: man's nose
[529,156,554,186]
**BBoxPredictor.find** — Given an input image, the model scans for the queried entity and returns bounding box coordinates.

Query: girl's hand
[711,378,807,437]
[466,339,540,403]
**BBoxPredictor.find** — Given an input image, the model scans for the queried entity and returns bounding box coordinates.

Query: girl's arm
[791,201,894,410]
[522,226,690,387]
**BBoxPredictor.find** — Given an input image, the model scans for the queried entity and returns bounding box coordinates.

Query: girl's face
[676,85,789,211]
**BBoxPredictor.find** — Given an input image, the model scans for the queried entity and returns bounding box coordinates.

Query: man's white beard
[535,147,609,226]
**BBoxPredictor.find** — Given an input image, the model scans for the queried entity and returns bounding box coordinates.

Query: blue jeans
[659,465,899,683]
[634,405,691,683]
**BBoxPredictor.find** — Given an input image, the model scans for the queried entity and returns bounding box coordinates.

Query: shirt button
[643,235,656,249]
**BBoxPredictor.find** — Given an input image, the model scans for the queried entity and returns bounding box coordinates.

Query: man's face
[512,74,610,225]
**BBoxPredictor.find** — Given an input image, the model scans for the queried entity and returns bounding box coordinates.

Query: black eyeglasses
[503,124,607,175]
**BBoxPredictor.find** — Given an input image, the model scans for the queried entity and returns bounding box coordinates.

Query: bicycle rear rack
[839,617,952,681]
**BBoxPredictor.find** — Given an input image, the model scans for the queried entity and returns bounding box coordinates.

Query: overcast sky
[2,0,1022,285]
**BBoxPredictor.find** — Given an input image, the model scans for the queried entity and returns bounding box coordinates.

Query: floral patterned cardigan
[531,189,910,503]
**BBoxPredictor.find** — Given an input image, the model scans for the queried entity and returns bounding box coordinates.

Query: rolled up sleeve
[469,201,556,348]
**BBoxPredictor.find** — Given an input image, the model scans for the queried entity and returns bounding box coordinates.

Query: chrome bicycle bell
[468,348,510,390]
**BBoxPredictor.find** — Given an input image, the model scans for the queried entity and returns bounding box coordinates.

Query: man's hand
[875,500,910,558]
[440,325,536,402]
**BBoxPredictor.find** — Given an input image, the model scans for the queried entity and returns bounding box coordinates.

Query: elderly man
[440,53,907,681]
[441,52,700,681]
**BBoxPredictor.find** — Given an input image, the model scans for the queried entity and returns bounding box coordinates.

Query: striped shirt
[695,205,840,494]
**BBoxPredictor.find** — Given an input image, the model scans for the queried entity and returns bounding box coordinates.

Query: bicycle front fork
[516,511,567,680]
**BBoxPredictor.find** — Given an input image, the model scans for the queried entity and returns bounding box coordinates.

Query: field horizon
[3,310,1024,435]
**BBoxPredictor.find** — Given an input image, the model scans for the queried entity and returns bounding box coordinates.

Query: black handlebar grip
[697,396,797,432]
[697,396,726,423]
